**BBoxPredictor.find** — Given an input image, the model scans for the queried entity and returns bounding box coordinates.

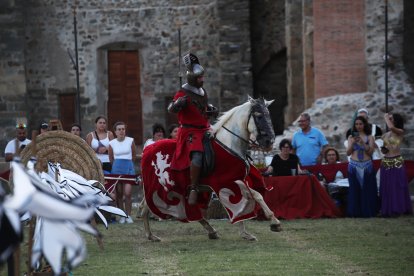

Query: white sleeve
[5,140,16,154]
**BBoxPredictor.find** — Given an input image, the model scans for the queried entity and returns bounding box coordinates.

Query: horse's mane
[211,101,251,132]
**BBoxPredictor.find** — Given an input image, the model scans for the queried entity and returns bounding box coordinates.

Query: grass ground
[62,216,414,275]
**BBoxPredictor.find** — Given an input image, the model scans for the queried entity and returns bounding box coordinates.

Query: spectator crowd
[2,107,412,220]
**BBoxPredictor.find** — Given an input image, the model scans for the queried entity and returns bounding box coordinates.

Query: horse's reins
[221,110,260,148]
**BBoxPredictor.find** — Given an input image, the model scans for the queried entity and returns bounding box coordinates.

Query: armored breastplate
[181,85,208,114]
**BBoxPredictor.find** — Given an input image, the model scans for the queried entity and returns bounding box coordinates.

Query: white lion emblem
[151,151,175,191]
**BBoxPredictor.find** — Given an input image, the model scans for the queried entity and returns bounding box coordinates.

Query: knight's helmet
[183,53,205,88]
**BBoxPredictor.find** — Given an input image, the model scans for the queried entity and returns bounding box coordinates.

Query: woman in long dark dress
[380,113,412,216]
[346,116,379,217]
[264,139,302,176]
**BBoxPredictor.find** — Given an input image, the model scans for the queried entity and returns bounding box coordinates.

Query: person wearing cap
[167,53,218,205]
[39,122,49,134]
[4,123,32,162]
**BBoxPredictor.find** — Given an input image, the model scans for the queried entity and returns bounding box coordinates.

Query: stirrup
[188,185,198,205]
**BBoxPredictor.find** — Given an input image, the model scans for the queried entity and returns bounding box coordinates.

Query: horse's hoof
[240,233,258,241]
[148,235,161,242]
[208,231,219,240]
[270,223,282,232]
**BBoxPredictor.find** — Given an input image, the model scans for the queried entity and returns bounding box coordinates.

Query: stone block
[27,89,47,100]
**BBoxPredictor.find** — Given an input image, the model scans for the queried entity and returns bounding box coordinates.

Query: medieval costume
[379,116,412,217]
[168,53,217,205]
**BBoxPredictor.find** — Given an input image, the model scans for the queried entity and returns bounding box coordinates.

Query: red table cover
[262,175,341,219]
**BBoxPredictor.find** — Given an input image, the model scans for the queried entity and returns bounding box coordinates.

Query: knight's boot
[188,165,201,205]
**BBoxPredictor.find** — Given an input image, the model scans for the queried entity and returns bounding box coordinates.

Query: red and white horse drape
[141,139,267,223]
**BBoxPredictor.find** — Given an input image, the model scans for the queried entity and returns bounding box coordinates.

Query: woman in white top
[86,116,114,173]
[109,121,137,224]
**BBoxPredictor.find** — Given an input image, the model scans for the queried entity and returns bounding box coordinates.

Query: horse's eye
[254,112,262,117]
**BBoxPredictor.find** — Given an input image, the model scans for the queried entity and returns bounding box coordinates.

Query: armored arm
[167,95,188,113]
[206,103,219,118]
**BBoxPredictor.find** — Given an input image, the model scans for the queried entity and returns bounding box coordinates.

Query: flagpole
[178,27,182,87]
[73,5,81,128]
[384,0,389,114]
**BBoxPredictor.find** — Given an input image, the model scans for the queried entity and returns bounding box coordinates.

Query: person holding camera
[344,108,383,160]
[345,116,379,217]
[379,113,412,217]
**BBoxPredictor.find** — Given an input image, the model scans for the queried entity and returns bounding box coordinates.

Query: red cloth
[302,160,414,183]
[171,90,210,170]
[141,139,261,223]
[0,169,10,181]
[262,175,341,219]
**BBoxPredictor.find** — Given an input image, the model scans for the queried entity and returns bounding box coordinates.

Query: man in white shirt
[4,123,31,162]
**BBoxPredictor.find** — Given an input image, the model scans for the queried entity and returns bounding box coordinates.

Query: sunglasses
[16,123,27,129]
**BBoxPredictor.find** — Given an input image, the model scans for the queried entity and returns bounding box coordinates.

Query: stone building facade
[1,0,413,159]
[1,0,253,149]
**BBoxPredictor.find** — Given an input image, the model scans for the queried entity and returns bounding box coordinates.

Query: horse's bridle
[222,100,273,149]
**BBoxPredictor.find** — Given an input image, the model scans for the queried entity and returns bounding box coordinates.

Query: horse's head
[248,97,275,151]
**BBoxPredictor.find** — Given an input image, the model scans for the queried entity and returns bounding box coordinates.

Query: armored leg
[188,151,203,205]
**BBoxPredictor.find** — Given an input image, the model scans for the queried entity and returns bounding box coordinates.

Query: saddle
[201,132,215,177]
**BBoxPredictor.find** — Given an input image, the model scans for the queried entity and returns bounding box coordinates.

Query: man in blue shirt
[292,113,328,166]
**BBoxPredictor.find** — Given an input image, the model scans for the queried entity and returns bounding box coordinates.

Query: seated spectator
[264,139,302,176]
[4,123,31,162]
[70,123,82,137]
[143,123,165,149]
[168,124,179,139]
[322,147,347,212]
[323,147,340,165]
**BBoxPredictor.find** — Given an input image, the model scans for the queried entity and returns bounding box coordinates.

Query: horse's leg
[136,197,145,218]
[237,221,257,241]
[141,199,161,242]
[249,189,282,232]
[198,218,219,239]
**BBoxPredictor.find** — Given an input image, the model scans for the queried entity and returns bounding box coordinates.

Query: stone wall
[273,0,414,161]
[0,0,253,151]
[403,0,414,81]
[0,0,28,152]
[1,0,412,161]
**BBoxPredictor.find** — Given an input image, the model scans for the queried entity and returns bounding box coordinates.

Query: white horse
[140,96,281,241]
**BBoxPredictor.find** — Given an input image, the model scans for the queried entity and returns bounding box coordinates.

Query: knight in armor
[168,53,218,205]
